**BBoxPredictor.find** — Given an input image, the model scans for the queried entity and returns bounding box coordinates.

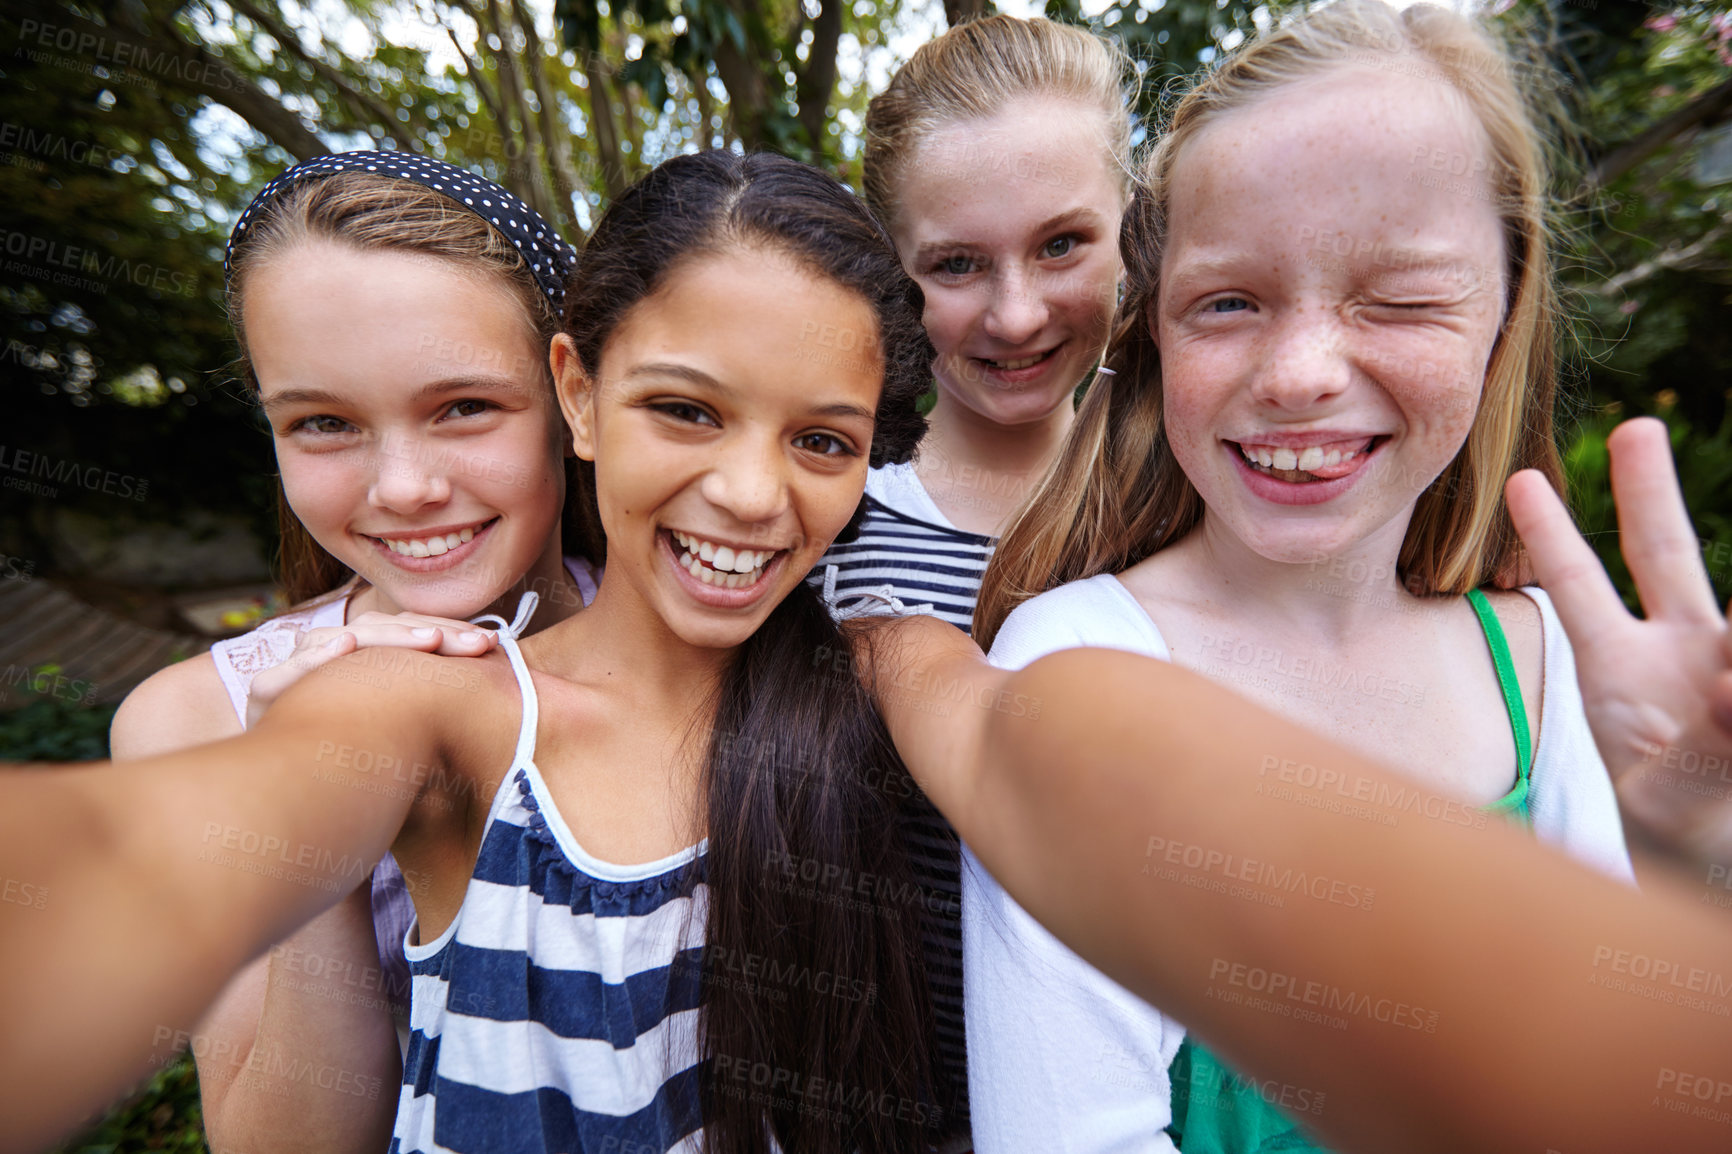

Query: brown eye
[796,432,851,456]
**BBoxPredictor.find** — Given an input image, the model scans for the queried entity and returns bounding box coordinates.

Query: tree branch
[580,55,628,201]
[509,0,581,230]
[795,0,842,156]
[1594,211,1732,298]
[1590,77,1732,189]
[227,0,410,144]
[3,1,328,160]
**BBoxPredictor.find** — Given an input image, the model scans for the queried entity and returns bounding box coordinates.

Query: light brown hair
[863,14,1135,227]
[226,172,599,605]
[975,0,1568,647]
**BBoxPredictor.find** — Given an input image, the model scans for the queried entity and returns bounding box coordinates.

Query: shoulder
[1475,586,1544,685]
[989,575,1166,671]
[110,651,240,761]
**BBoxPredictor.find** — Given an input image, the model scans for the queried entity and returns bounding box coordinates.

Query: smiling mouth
[670,529,782,589]
[369,518,497,557]
[1231,437,1387,482]
[977,345,1060,372]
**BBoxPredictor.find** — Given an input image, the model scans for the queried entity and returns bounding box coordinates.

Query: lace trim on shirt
[818,562,937,621]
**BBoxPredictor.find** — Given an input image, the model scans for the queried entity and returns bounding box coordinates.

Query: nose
[1251,311,1351,411]
[366,431,453,514]
[982,264,1050,347]
[698,428,791,534]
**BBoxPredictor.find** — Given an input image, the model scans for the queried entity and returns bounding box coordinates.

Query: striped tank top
[392,593,710,1154]
[812,462,994,1147]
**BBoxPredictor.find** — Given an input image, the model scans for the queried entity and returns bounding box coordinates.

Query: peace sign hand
[1506,417,1732,866]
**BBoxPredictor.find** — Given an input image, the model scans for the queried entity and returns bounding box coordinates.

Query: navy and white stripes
[392,623,709,1154]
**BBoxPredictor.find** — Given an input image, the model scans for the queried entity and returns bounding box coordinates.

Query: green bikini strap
[1465,587,1533,785]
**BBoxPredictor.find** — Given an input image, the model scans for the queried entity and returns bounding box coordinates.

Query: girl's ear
[550,334,597,462]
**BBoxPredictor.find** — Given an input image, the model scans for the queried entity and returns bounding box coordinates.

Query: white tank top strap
[470,591,542,768]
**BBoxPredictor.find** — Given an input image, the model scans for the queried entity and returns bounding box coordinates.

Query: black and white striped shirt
[813,463,997,1145]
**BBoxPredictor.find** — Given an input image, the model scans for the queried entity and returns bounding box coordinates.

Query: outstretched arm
[864,421,1732,1154]
[0,649,458,1154]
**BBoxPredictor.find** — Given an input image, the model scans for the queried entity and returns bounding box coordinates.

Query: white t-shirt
[963,573,1634,1153]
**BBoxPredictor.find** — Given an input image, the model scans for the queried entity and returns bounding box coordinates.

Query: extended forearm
[204,887,401,1154]
[968,648,1732,1154]
[0,705,424,1151]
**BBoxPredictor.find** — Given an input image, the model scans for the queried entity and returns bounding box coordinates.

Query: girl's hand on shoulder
[1507,417,1732,866]
[245,611,498,729]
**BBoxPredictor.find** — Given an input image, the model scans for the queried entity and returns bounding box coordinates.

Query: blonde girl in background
[967,3,1631,1150]
[111,154,601,1154]
[818,20,1132,1142]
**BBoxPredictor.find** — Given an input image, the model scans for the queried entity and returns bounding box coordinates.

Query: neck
[918,391,1076,533]
[1179,508,1421,643]
[545,569,735,706]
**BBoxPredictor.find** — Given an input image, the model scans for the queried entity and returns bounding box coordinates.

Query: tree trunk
[796,0,843,157]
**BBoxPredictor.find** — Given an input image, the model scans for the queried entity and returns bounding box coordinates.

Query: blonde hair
[975,0,1567,647]
[863,14,1134,226]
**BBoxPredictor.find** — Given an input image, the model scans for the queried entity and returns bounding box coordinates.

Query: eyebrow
[910,206,1106,266]
[624,361,877,423]
[259,375,530,413]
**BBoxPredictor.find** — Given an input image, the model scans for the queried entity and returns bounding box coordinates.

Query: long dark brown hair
[563,150,938,1154]
[226,171,604,605]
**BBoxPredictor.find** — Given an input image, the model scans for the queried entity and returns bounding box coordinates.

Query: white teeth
[1323,449,1342,468]
[671,530,776,587]
[1296,447,1324,472]
[995,354,1042,370]
[379,524,485,556]
[1272,448,1298,471]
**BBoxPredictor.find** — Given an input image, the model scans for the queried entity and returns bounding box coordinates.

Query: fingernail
[459,631,484,643]
[412,627,438,639]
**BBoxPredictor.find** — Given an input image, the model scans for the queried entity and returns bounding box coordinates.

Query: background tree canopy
[0,0,1727,1147]
[2,0,1728,610]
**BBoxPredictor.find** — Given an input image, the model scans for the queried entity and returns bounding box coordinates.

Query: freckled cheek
[1160,384,1220,480]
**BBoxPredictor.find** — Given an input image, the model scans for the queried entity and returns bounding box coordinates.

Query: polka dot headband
[224,151,575,309]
